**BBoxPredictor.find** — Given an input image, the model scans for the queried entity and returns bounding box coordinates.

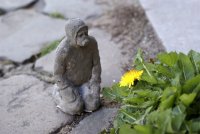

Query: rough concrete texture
[35,50,56,73]
[140,0,200,53]
[35,28,129,87]
[90,28,129,87]
[43,0,103,20]
[0,75,73,134]
[0,10,65,63]
[70,108,118,134]
[0,0,36,11]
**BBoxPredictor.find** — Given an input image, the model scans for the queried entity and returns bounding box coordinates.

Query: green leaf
[193,82,200,93]
[183,74,200,93]
[134,125,153,134]
[133,89,151,97]
[157,52,179,67]
[142,63,157,83]
[156,64,174,78]
[186,120,200,133]
[134,49,144,64]
[100,129,107,134]
[141,70,157,84]
[122,101,154,109]
[170,71,181,87]
[178,53,195,81]
[110,128,116,134]
[120,109,137,122]
[159,87,177,111]
[134,106,153,125]
[113,113,126,128]
[134,50,157,84]
[124,97,145,105]
[159,95,175,111]
[188,50,200,74]
[102,84,129,102]
[119,124,136,134]
[147,109,172,133]
[179,93,196,107]
[102,87,119,101]
[171,105,186,131]
[161,87,177,101]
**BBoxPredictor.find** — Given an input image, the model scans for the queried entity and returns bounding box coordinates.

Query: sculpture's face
[76,27,90,47]
[65,18,90,47]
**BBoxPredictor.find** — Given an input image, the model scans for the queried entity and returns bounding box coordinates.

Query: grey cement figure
[53,18,101,115]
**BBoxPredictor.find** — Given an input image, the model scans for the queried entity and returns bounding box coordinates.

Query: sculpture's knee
[84,94,100,112]
[80,83,101,112]
[53,85,83,115]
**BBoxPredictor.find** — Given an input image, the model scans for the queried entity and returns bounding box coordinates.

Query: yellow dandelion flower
[119,69,143,88]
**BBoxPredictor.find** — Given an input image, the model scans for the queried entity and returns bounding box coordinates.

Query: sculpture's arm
[54,39,71,89]
[90,40,101,85]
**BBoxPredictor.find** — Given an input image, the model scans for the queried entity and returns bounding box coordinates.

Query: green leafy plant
[102,50,200,134]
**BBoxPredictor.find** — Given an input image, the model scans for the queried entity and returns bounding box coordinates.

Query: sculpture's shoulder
[89,36,97,44]
[89,36,98,49]
[55,37,70,59]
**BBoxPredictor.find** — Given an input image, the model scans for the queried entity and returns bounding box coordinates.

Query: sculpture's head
[65,18,90,47]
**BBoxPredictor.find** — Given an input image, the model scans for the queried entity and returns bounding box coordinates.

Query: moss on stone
[40,40,61,57]
[49,12,65,19]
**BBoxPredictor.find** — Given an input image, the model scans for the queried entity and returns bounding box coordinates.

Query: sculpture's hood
[65,18,88,44]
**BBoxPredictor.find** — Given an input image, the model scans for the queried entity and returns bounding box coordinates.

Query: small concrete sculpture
[53,18,101,115]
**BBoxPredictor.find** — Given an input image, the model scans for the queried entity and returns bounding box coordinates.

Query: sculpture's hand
[59,86,78,102]
[57,79,72,90]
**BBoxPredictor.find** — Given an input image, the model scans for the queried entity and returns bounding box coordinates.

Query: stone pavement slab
[35,49,56,74]
[42,0,103,20]
[0,10,65,63]
[0,75,73,134]
[0,0,36,11]
[140,0,200,53]
[35,28,130,87]
[90,28,129,87]
[70,108,118,134]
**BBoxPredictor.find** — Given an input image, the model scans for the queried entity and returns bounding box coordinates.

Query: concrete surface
[43,0,103,20]
[0,0,36,11]
[140,0,200,53]
[0,10,65,63]
[0,75,73,134]
[70,108,118,134]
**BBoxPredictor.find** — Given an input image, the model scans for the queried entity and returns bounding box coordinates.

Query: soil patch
[90,3,165,71]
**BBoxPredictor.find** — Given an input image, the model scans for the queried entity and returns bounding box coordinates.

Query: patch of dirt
[101,97,121,108]
[0,58,16,78]
[90,2,165,71]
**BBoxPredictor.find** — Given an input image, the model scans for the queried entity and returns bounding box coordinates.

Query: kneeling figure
[53,18,101,115]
